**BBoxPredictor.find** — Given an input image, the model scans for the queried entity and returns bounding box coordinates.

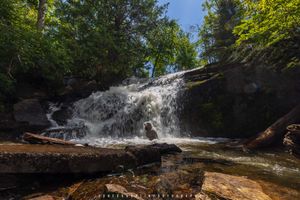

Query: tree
[146,20,179,77]
[37,0,47,30]
[174,32,199,71]
[234,0,300,46]
[146,20,199,77]
[198,0,243,63]
[55,0,169,82]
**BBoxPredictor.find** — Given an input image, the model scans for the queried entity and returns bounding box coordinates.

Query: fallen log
[245,104,300,149]
[23,132,77,146]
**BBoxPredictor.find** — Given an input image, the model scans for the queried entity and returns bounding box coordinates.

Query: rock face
[51,105,73,126]
[0,143,181,174]
[283,124,300,158]
[58,79,98,103]
[180,63,300,138]
[13,99,50,131]
[201,172,272,200]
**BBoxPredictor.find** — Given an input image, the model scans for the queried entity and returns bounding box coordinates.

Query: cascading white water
[67,71,186,139]
[46,67,229,146]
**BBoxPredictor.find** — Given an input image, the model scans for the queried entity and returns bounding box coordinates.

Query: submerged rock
[201,172,272,200]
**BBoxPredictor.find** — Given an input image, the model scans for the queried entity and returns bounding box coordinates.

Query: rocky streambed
[1,140,300,200]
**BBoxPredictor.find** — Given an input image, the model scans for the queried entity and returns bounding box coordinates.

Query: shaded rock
[125,145,161,166]
[0,113,28,140]
[180,63,300,138]
[149,143,182,154]
[13,99,50,131]
[58,80,98,103]
[51,106,73,126]
[202,172,272,200]
[15,82,48,100]
[104,184,144,200]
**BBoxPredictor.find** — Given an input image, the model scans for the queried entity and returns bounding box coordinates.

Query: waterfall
[46,70,189,142]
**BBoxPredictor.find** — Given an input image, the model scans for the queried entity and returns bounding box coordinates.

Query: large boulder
[201,172,272,200]
[13,99,50,131]
[0,144,137,174]
[0,143,182,174]
[51,105,73,126]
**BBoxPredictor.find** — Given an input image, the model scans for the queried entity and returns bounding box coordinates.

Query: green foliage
[0,0,199,104]
[174,32,199,71]
[234,0,300,46]
[147,21,199,77]
[54,0,173,81]
[198,0,243,63]
[146,20,179,77]
[0,0,70,96]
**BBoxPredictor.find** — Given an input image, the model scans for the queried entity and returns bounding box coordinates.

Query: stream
[8,69,299,199]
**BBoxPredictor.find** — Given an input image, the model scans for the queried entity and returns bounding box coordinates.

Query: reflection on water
[2,137,300,199]
[76,136,300,191]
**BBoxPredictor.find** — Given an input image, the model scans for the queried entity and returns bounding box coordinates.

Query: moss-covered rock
[179,62,300,138]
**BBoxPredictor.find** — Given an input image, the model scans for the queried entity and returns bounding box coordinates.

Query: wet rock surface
[202,172,272,200]
[0,143,182,174]
[1,142,300,200]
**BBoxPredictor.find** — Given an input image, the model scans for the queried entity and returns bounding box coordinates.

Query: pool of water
[73,136,300,190]
[2,137,300,199]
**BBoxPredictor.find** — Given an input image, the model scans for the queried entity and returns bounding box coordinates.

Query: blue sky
[158,0,206,39]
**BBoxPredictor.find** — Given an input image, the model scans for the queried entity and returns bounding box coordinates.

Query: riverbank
[1,140,299,200]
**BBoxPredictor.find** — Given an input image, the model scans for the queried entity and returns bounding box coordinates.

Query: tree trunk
[245,104,300,149]
[23,132,77,146]
[152,55,160,78]
[37,0,47,30]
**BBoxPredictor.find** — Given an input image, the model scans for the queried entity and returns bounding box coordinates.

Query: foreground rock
[201,172,272,200]
[0,143,181,174]
[105,184,144,200]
